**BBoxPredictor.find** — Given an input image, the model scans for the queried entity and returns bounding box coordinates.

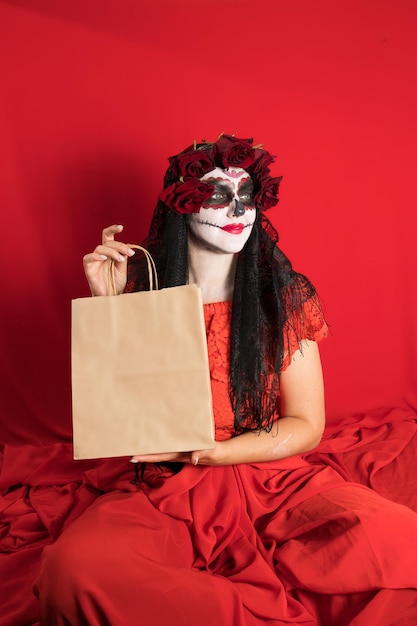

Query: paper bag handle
[108,244,159,295]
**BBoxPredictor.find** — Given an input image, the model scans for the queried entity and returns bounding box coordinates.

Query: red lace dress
[205,300,328,441]
[36,300,417,626]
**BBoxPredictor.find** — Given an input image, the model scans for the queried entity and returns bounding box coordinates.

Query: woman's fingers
[97,224,136,259]
[83,239,135,264]
[102,224,124,245]
[130,448,214,465]
[92,243,134,263]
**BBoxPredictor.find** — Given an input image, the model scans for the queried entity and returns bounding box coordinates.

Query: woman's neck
[187,239,237,304]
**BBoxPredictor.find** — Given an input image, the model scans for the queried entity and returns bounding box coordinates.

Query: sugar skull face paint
[187,167,256,254]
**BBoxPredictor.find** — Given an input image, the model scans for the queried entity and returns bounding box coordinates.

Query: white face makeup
[187,167,256,254]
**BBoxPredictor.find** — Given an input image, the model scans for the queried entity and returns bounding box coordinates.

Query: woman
[36,135,417,625]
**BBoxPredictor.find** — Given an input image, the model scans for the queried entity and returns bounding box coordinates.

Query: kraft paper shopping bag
[71,246,214,459]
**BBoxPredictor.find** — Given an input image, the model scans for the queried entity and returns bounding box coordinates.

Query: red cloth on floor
[2,414,417,625]
[35,457,417,625]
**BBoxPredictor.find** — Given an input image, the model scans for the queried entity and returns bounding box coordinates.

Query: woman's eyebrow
[205,178,233,188]
[208,180,234,193]
[238,180,254,192]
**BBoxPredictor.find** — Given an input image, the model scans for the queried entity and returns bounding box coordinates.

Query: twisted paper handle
[108,244,159,295]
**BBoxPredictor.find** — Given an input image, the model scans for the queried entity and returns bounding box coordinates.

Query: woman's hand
[131,446,219,467]
[83,224,136,296]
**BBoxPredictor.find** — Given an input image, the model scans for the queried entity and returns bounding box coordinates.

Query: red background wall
[1,0,416,445]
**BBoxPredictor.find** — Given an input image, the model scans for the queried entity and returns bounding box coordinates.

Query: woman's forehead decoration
[223,168,246,179]
[201,167,251,189]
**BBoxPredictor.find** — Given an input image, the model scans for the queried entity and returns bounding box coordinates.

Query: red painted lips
[221,224,245,234]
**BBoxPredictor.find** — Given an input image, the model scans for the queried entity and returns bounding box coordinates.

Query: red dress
[35,301,417,625]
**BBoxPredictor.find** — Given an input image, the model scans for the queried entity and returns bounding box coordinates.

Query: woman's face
[187,167,256,254]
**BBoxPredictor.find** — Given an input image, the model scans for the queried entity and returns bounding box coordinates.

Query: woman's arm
[132,339,325,466]
[211,339,325,464]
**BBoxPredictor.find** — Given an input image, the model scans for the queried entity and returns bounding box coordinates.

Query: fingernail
[127,249,135,257]
[99,254,108,260]
[117,254,126,262]
[130,457,139,463]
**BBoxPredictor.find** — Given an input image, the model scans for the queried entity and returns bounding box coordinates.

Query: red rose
[214,134,255,169]
[159,179,215,214]
[254,176,282,211]
[249,149,275,178]
[169,148,215,179]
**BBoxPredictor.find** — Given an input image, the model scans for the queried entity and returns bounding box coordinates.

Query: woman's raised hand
[83,224,135,296]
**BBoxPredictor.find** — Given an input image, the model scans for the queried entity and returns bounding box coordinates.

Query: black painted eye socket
[212,191,228,201]
[203,179,255,208]
[205,184,233,206]
[238,180,254,206]
[239,192,254,205]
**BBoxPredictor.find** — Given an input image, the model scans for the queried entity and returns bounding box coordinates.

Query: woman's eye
[239,193,253,203]
[212,192,226,201]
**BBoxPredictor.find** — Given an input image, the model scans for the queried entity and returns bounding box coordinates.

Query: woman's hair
[126,135,318,433]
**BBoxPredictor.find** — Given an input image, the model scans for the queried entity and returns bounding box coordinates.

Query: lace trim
[282,293,328,369]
